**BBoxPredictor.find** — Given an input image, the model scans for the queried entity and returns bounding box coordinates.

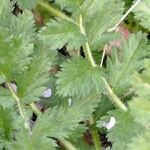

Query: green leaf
[94,96,115,120]
[33,93,101,139]
[55,0,84,13]
[15,0,37,10]
[129,61,150,128]
[0,0,13,28]
[85,0,124,51]
[130,99,150,129]
[107,32,150,96]
[0,87,14,108]
[39,19,85,50]
[134,0,150,30]
[56,57,104,97]
[68,124,87,143]
[132,61,150,99]
[10,11,35,41]
[15,42,56,104]
[9,129,55,150]
[127,132,150,150]
[101,110,143,150]
[0,106,14,142]
[0,28,33,82]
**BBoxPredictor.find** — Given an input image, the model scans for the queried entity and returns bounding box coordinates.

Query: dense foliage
[0,0,150,149]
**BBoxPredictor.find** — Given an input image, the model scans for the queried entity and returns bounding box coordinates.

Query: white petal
[43,88,52,98]
[105,117,116,130]
[10,83,17,93]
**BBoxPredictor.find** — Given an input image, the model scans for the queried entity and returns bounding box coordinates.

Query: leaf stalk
[79,15,97,68]
[101,77,128,111]
[6,82,30,130]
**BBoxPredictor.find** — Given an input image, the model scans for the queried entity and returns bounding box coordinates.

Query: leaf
[94,96,115,120]
[14,42,56,104]
[33,93,101,139]
[0,0,13,28]
[133,0,150,30]
[0,106,14,142]
[130,99,150,129]
[39,19,86,50]
[55,0,84,13]
[85,0,124,51]
[15,0,37,10]
[10,11,35,41]
[0,28,33,82]
[107,32,150,96]
[0,87,14,108]
[127,132,150,150]
[68,124,87,143]
[101,110,143,150]
[56,57,104,97]
[129,61,150,128]
[9,129,55,150]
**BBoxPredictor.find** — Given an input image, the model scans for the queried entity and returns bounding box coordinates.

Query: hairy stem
[79,15,97,68]
[61,139,77,150]
[37,0,77,25]
[6,82,30,130]
[30,102,42,116]
[101,77,128,111]
[91,130,102,150]
[108,0,141,32]
[89,118,102,150]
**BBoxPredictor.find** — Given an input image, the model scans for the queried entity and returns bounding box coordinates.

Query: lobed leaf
[102,110,143,150]
[39,19,85,50]
[133,0,150,30]
[33,93,101,139]
[56,57,104,97]
[107,32,150,96]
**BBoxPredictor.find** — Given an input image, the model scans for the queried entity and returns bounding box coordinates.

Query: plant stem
[6,82,30,130]
[79,15,97,68]
[89,118,102,150]
[37,0,77,25]
[61,139,77,150]
[108,0,141,32]
[30,102,42,116]
[101,77,128,111]
[91,130,102,150]
[100,44,107,67]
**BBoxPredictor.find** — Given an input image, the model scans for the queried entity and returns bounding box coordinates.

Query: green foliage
[39,19,86,50]
[56,57,104,97]
[98,110,143,150]
[0,0,13,28]
[129,61,150,128]
[33,93,100,139]
[0,0,149,149]
[0,106,14,142]
[15,0,37,10]
[10,129,55,150]
[134,0,150,30]
[107,32,150,95]
[0,28,33,82]
[85,0,124,51]
[127,132,150,150]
